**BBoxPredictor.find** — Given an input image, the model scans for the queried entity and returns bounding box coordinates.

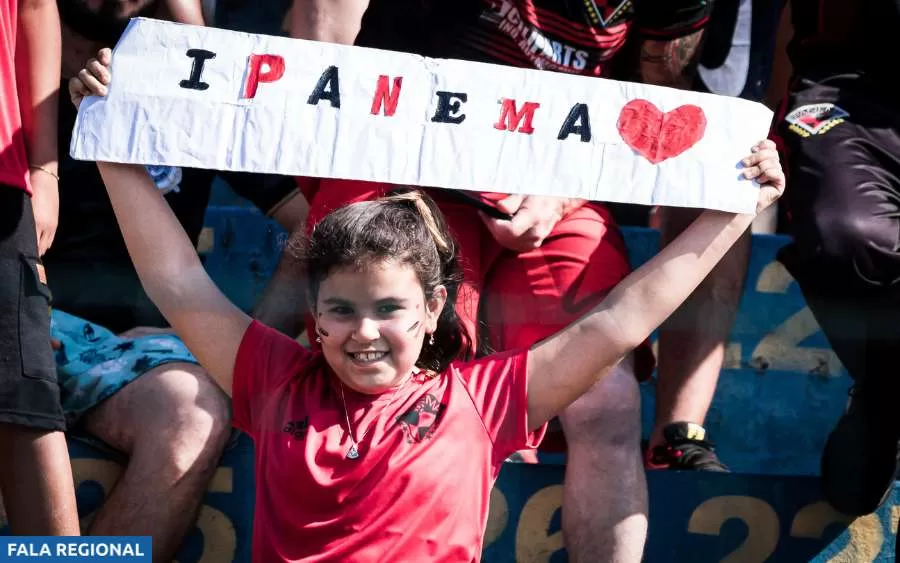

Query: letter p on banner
[0,536,151,562]
[243,54,286,99]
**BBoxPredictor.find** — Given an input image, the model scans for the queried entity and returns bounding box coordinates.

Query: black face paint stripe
[407,321,420,333]
[317,326,330,337]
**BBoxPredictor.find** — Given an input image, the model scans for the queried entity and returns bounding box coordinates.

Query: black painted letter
[431,91,468,124]
[557,103,592,142]
[307,66,341,108]
[179,49,216,91]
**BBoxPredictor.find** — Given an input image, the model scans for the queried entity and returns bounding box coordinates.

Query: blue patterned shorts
[51,310,198,427]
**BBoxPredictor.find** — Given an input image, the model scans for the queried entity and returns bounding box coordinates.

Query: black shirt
[787,0,900,82]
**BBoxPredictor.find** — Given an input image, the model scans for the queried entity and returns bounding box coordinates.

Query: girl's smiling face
[315,260,446,394]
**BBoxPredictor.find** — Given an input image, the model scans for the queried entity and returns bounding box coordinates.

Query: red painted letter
[370,75,403,116]
[243,54,286,99]
[494,99,541,134]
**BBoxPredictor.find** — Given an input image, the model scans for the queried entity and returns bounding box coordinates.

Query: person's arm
[289,0,371,43]
[479,194,587,253]
[17,0,61,255]
[525,143,785,430]
[252,234,310,337]
[70,50,249,395]
[162,0,206,26]
[764,0,793,109]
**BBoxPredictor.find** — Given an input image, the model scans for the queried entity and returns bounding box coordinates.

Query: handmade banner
[70,18,774,213]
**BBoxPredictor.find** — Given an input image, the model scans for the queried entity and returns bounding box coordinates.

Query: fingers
[97,47,112,66]
[495,194,524,215]
[77,67,108,97]
[741,148,778,169]
[757,164,786,191]
[741,148,781,182]
[68,75,90,106]
[751,139,776,153]
[86,57,112,86]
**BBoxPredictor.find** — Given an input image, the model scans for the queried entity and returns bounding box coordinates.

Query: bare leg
[651,207,751,449]
[559,356,647,563]
[0,425,79,535]
[81,363,231,561]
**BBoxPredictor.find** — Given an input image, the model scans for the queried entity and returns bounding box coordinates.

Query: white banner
[70,18,774,213]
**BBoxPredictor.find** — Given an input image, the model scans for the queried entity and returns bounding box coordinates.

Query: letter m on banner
[494,98,541,134]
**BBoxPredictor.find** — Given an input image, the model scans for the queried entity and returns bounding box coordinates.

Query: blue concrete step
[13,438,895,562]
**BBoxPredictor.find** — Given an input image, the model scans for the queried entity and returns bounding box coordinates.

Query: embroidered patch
[397,394,444,444]
[785,103,849,137]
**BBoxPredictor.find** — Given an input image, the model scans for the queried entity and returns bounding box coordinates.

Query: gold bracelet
[29,164,59,182]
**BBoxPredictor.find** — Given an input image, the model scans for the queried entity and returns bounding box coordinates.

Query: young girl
[71,49,785,562]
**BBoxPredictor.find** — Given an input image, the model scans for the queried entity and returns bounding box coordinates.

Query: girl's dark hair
[296,189,470,372]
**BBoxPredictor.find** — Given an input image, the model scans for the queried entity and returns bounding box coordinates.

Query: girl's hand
[741,139,786,214]
[68,48,112,110]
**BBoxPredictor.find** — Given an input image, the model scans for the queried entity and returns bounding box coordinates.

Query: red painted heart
[616,100,707,164]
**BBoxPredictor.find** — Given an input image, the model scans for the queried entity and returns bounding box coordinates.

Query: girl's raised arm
[70,49,250,395]
[526,143,785,430]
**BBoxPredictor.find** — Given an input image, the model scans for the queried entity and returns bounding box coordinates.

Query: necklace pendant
[346,444,360,459]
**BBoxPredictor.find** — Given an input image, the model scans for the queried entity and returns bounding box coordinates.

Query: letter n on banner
[371,76,403,116]
[494,99,540,134]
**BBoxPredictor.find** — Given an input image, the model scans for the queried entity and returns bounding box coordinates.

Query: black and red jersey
[357,0,713,77]
[788,0,900,80]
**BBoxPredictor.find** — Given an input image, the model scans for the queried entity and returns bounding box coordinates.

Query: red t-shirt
[232,321,547,562]
[0,0,29,193]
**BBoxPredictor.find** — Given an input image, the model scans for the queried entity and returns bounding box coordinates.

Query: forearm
[253,243,309,337]
[16,0,61,171]
[638,30,705,89]
[96,162,209,312]
[595,211,753,351]
[527,209,754,428]
[289,0,369,43]
[165,0,206,25]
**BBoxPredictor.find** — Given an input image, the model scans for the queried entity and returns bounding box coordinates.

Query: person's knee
[134,364,231,475]
[559,361,641,451]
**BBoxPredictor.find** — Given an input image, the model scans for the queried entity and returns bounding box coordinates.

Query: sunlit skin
[314,261,447,394]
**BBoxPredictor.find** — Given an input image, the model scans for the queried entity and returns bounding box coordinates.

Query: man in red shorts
[769,0,900,538]
[0,0,80,534]
[256,0,747,559]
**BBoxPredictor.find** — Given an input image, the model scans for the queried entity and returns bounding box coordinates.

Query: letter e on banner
[371,75,403,116]
[494,99,540,134]
[243,54,286,99]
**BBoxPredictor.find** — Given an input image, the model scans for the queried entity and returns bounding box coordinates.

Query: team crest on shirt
[283,416,310,440]
[785,104,849,137]
[397,394,445,444]
[580,0,631,26]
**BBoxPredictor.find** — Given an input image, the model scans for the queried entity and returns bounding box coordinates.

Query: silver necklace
[338,379,409,460]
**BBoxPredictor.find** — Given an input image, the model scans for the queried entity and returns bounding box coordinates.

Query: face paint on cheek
[316,325,330,337]
[406,321,420,333]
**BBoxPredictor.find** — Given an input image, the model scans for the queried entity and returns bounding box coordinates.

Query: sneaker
[645,422,729,472]
[820,384,900,516]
